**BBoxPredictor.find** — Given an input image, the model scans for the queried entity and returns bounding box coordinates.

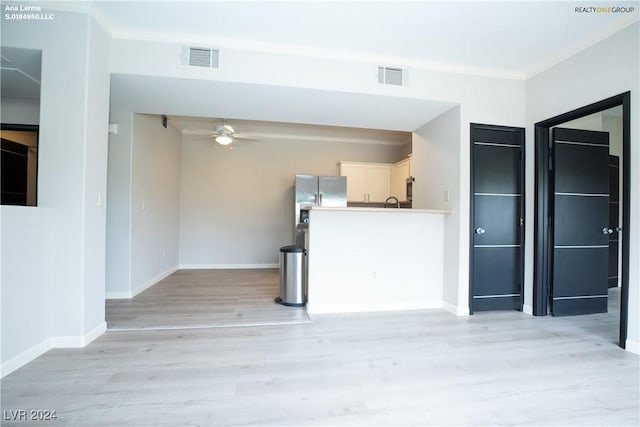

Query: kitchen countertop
[312,206,450,214]
[347,201,413,209]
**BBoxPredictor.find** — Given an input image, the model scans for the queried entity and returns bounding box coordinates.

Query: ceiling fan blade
[186,136,216,143]
[232,133,260,141]
[183,128,216,136]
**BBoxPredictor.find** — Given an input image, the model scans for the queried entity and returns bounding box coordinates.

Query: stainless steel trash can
[275,245,306,307]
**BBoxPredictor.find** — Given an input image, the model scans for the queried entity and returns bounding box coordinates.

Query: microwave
[406,177,414,202]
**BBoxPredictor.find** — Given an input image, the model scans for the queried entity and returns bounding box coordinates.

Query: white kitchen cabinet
[339,162,391,203]
[341,163,368,202]
[391,157,412,201]
[366,165,392,202]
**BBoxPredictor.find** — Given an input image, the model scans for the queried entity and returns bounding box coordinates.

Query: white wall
[412,107,460,211]
[562,112,603,131]
[106,111,181,298]
[110,39,451,106]
[106,113,181,298]
[0,97,40,125]
[525,22,639,352]
[561,111,623,155]
[179,136,405,267]
[602,115,624,157]
[1,11,111,376]
[0,207,54,376]
[106,111,133,296]
[82,17,111,334]
[130,114,181,293]
[412,106,463,314]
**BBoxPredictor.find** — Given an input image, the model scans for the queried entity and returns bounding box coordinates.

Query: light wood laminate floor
[2,287,636,427]
[106,269,310,330]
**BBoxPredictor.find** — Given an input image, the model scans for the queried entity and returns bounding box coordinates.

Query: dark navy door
[551,128,609,316]
[608,155,620,288]
[470,124,524,312]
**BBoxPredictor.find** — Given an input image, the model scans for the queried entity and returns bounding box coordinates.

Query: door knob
[602,227,613,235]
[475,227,485,235]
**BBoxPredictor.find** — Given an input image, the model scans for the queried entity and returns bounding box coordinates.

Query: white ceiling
[93,1,639,77]
[87,1,637,137]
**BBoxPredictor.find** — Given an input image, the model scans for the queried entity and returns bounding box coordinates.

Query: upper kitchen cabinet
[391,156,412,201]
[339,161,391,203]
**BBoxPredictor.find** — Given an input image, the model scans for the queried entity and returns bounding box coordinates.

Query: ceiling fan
[184,121,257,146]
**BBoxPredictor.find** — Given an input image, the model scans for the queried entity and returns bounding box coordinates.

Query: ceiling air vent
[377,66,404,86]
[180,46,219,68]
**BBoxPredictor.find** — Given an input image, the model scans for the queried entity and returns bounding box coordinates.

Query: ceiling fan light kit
[215,134,233,145]
[178,119,258,146]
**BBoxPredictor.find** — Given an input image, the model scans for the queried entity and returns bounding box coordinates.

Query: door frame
[469,123,525,314]
[533,91,630,349]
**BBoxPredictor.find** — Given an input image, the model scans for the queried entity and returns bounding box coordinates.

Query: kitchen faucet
[384,196,400,208]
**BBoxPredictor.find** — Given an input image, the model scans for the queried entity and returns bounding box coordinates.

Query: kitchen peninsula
[306,207,448,316]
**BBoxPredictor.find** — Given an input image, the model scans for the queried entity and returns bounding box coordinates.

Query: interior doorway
[469,123,525,313]
[533,92,630,349]
[0,124,39,206]
[556,106,624,293]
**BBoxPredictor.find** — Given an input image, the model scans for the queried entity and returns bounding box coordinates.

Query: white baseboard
[1,322,106,378]
[0,338,51,379]
[625,339,640,355]
[105,290,133,299]
[179,263,278,270]
[106,266,179,300]
[84,321,107,344]
[443,301,470,316]
[107,264,273,299]
[307,301,442,316]
[523,304,533,315]
[131,265,179,298]
[50,321,107,348]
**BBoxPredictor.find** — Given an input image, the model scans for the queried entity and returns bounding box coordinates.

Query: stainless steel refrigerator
[294,175,347,245]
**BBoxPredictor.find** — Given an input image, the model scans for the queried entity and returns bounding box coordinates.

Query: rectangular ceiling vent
[377,66,405,86]
[180,46,219,68]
